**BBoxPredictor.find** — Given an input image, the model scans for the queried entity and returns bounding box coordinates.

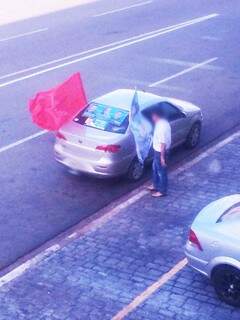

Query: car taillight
[56,132,66,140]
[96,145,121,153]
[188,229,203,251]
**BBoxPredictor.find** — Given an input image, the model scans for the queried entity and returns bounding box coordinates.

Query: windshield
[217,203,240,222]
[74,103,129,134]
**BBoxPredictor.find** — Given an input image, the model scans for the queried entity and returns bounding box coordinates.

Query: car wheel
[212,265,240,307]
[127,158,144,182]
[185,122,201,149]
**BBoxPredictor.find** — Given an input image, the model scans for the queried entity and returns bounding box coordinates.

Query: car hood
[193,194,240,226]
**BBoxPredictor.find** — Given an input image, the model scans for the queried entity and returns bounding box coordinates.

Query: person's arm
[158,125,167,166]
[160,143,166,167]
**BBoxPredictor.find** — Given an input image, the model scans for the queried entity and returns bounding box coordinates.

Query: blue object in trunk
[129,90,153,164]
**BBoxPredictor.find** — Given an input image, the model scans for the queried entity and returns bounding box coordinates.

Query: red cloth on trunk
[29,73,87,131]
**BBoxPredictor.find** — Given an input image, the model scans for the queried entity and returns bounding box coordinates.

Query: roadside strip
[0,13,218,88]
[0,0,99,26]
[0,56,218,154]
[1,129,239,288]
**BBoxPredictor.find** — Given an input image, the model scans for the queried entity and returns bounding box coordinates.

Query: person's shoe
[151,191,166,198]
[147,185,155,191]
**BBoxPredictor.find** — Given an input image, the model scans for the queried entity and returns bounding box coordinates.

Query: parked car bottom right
[185,194,240,307]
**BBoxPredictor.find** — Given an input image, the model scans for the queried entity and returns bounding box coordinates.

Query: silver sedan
[185,194,240,307]
[54,89,202,180]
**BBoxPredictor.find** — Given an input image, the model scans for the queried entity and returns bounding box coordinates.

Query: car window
[158,102,184,121]
[217,203,240,223]
[73,103,129,134]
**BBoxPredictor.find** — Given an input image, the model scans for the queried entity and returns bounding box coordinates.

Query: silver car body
[185,194,240,278]
[54,89,202,177]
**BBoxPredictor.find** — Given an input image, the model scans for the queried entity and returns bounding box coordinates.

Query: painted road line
[93,0,152,17]
[151,57,221,71]
[202,35,221,41]
[0,13,218,81]
[0,56,217,154]
[0,28,48,42]
[112,258,188,320]
[149,57,218,87]
[0,130,239,287]
[0,130,47,154]
[0,13,219,86]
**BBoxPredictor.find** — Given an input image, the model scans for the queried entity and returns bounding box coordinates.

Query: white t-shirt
[153,119,171,152]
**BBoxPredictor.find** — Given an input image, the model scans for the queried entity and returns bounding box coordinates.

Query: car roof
[92,89,162,111]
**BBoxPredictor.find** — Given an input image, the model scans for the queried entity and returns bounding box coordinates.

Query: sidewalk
[0,132,240,320]
[0,0,98,26]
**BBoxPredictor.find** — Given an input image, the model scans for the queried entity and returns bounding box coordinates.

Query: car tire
[211,265,240,307]
[185,122,201,149]
[127,158,144,182]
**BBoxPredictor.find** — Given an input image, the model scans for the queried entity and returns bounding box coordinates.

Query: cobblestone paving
[0,138,240,320]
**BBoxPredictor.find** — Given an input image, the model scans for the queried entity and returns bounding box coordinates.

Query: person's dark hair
[142,104,168,123]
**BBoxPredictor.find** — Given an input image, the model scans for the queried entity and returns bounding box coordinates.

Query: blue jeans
[152,151,168,194]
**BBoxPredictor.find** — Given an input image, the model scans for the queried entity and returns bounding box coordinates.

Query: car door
[160,102,188,147]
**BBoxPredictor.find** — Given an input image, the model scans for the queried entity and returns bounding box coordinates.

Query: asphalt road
[1,0,240,270]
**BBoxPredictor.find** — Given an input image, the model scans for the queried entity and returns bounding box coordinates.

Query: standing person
[147,110,171,197]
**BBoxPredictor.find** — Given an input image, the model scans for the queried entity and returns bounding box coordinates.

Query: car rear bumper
[54,142,132,177]
[185,244,209,277]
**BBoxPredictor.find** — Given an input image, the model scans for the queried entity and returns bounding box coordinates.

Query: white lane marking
[0,13,219,86]
[202,35,221,41]
[0,58,217,154]
[0,130,47,154]
[151,57,221,70]
[149,57,218,87]
[0,28,48,42]
[1,129,239,287]
[93,0,152,17]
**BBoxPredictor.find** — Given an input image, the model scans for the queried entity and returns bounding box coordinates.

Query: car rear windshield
[217,203,240,223]
[74,103,129,134]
